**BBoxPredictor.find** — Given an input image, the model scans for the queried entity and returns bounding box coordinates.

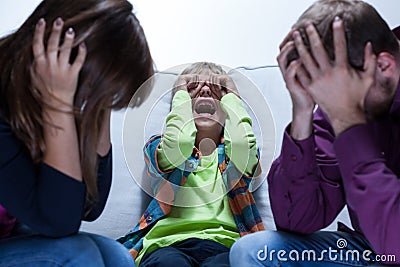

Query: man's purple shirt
[268,82,400,262]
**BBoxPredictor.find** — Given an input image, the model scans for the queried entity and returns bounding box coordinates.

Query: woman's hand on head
[31,18,87,105]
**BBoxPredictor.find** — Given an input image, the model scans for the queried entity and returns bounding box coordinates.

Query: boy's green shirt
[136,91,259,264]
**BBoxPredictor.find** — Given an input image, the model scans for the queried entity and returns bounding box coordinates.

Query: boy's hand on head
[175,74,195,92]
[220,75,239,97]
[294,17,376,136]
[207,74,239,98]
[175,74,204,96]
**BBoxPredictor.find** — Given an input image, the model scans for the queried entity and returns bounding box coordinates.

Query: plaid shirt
[117,134,265,259]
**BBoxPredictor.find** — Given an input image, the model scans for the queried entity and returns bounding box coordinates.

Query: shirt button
[188,162,194,168]
[291,155,297,161]
[147,216,153,222]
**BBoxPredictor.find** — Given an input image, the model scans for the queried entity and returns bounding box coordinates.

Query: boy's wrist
[220,92,245,115]
[171,90,192,110]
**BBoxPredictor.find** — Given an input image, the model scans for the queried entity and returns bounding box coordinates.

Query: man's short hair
[288,0,399,70]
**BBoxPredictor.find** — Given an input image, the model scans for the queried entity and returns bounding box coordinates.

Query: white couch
[80,65,351,239]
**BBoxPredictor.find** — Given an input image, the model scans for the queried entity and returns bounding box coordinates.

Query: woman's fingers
[71,43,87,75]
[59,28,75,66]
[31,18,85,102]
[32,18,46,64]
[47,18,64,63]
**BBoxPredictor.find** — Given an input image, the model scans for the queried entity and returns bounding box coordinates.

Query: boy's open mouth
[194,98,217,115]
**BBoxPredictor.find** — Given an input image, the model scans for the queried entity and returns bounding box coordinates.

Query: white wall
[1,0,399,70]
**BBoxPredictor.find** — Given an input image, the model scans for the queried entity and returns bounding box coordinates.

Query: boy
[118,62,265,266]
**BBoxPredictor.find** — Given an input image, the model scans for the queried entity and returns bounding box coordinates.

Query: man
[230,0,400,266]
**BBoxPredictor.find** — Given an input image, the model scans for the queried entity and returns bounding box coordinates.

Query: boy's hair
[288,0,400,70]
[171,62,226,98]
[180,62,226,76]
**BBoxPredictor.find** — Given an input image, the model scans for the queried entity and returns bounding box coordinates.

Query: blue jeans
[140,238,230,267]
[0,224,135,267]
[229,230,382,267]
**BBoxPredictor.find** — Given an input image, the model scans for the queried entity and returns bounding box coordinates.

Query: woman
[0,0,153,266]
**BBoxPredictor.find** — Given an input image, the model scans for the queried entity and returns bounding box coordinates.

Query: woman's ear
[376,52,397,78]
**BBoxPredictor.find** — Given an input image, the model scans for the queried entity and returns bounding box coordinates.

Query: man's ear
[376,52,397,78]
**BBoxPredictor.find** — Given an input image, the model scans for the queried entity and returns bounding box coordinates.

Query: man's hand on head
[277,30,315,141]
[293,17,377,136]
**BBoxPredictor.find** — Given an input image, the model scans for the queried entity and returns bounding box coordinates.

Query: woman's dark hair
[0,0,154,207]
